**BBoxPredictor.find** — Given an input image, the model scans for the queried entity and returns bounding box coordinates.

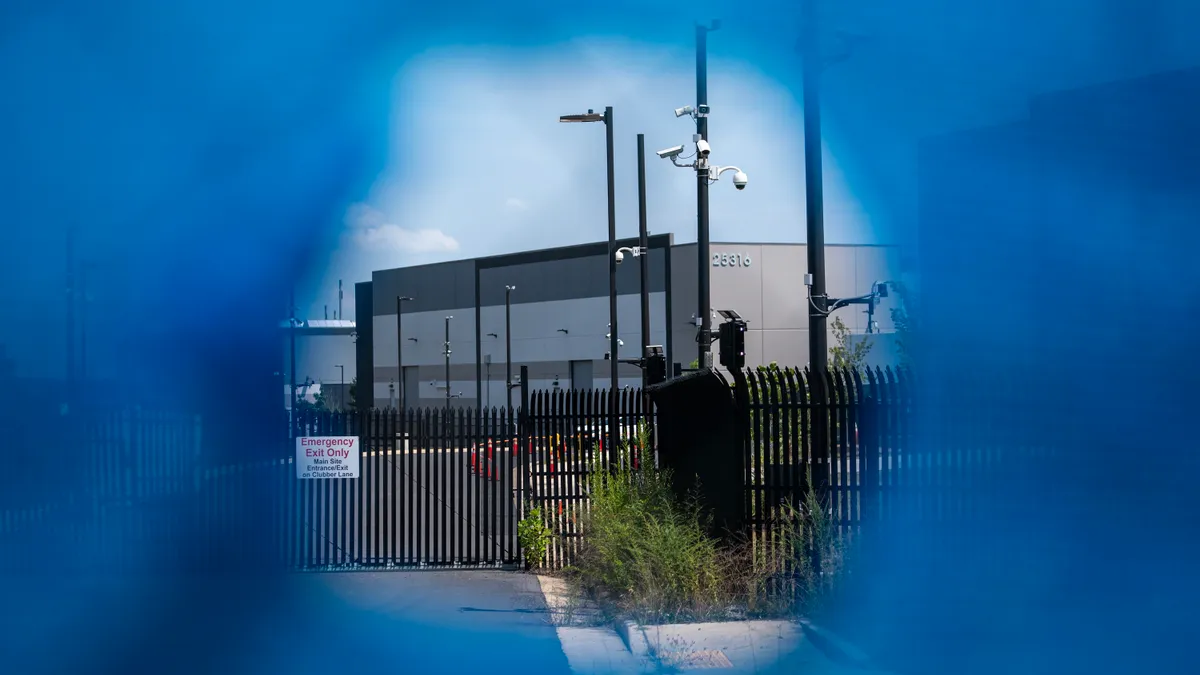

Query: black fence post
[859,374,880,526]
[730,368,751,529]
[518,366,530,524]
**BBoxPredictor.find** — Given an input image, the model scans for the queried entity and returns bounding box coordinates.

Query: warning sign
[296,436,360,479]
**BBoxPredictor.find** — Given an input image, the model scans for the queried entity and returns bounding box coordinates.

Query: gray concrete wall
[370,236,672,409]
[673,242,902,372]
[368,238,902,408]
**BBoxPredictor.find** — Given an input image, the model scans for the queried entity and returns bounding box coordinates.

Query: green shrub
[571,441,740,623]
[570,432,848,622]
[751,467,847,614]
[518,506,554,569]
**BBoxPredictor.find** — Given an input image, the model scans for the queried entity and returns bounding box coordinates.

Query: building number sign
[712,253,752,268]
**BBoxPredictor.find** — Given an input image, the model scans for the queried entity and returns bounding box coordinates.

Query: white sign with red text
[296,436,360,479]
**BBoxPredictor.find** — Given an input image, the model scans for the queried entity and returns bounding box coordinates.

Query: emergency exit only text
[296,436,361,479]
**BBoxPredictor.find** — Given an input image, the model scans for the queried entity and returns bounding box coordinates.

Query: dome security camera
[614,249,625,265]
[733,170,748,190]
[696,139,711,157]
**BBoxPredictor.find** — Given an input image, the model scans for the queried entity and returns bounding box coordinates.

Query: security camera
[696,139,711,157]
[674,105,694,118]
[614,249,625,265]
[656,145,685,159]
[732,170,748,190]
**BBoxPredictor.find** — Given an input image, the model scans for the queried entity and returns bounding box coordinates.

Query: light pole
[802,0,828,375]
[560,106,619,458]
[504,285,515,418]
[637,134,651,388]
[289,290,297,422]
[695,21,716,368]
[443,316,453,411]
[335,364,345,410]
[396,295,413,412]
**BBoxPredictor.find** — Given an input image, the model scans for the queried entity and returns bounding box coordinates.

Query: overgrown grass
[566,427,847,624]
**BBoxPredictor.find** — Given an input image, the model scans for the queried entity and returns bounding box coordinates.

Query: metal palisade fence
[0,406,527,574]
[2,370,1017,575]
[200,408,522,570]
[735,366,914,542]
[0,407,202,575]
[522,388,655,569]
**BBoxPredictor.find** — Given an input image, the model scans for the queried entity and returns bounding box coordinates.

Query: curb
[613,619,649,657]
[797,618,875,668]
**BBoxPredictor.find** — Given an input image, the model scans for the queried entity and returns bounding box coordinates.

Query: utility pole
[695,20,720,368]
[637,134,651,389]
[803,0,828,374]
[801,0,831,585]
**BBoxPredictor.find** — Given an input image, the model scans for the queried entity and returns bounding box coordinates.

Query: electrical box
[645,345,667,385]
[718,319,746,370]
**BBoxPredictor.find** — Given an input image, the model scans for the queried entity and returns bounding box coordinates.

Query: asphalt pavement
[0,570,572,675]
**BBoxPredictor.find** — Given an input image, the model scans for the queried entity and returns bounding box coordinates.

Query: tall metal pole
[289,289,297,417]
[444,316,453,410]
[604,106,619,460]
[637,134,651,389]
[803,0,828,374]
[802,0,830,575]
[505,286,514,416]
[695,23,713,368]
[396,296,411,412]
[397,296,404,412]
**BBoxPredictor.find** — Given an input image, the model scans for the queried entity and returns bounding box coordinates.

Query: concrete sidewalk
[536,575,897,675]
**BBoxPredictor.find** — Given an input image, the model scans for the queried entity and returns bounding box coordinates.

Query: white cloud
[351,224,459,253]
[344,202,459,253]
[504,197,528,210]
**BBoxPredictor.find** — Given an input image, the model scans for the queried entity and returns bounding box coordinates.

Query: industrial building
[280,319,357,411]
[354,235,902,410]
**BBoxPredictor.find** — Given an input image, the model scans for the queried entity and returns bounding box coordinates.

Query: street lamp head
[559,110,605,123]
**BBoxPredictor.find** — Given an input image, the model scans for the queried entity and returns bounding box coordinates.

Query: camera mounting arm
[806,279,890,333]
[707,165,742,183]
[668,154,695,169]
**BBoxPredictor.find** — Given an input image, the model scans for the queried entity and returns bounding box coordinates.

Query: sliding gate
[198,408,522,570]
